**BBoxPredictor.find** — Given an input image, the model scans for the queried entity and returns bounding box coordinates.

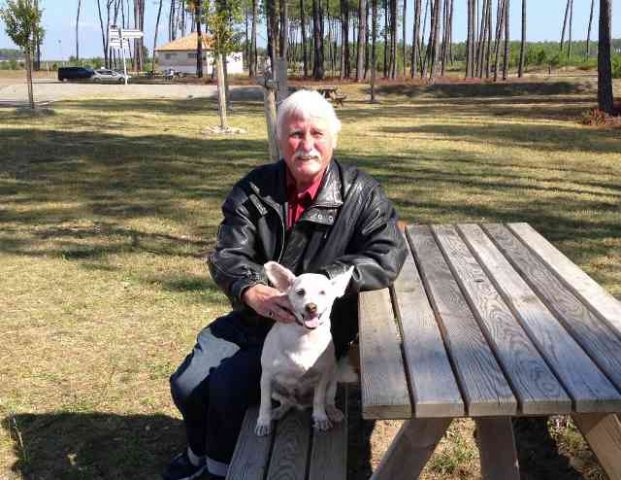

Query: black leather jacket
[208,159,407,349]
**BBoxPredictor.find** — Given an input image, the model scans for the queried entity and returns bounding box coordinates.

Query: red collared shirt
[286,168,324,230]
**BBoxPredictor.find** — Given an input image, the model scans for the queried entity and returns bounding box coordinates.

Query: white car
[91,68,131,83]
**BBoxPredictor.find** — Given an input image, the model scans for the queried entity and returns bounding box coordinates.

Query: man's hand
[242,284,295,324]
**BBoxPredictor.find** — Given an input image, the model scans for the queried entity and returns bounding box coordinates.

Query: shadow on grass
[0,128,268,259]
[3,412,184,480]
[4,388,374,480]
[59,93,264,115]
[380,122,620,155]
[512,418,585,480]
[375,80,591,99]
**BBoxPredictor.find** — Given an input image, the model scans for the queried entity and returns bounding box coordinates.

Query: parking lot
[0,72,262,106]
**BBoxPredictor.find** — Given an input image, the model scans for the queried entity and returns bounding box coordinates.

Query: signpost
[108,25,143,85]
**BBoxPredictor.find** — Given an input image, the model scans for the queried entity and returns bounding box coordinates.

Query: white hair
[276,90,342,143]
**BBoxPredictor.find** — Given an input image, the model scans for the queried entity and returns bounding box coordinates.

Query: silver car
[91,68,131,83]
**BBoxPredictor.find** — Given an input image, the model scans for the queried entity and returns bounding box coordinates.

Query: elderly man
[163,90,407,480]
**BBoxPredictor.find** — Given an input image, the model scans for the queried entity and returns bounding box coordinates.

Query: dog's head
[264,261,353,330]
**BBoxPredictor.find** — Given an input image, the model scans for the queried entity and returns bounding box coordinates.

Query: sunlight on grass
[1,78,619,479]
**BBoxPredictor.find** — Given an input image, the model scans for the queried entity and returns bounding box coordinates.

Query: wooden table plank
[308,386,348,480]
[509,222,621,338]
[434,224,571,415]
[409,225,517,416]
[485,223,621,400]
[226,406,272,480]
[266,409,311,480]
[460,224,621,412]
[394,231,464,418]
[359,288,412,419]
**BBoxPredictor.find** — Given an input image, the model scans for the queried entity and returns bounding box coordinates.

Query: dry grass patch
[1,78,619,479]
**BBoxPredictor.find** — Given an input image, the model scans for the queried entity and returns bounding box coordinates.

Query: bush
[612,56,621,79]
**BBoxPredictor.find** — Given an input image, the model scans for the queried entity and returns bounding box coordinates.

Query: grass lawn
[0,76,619,479]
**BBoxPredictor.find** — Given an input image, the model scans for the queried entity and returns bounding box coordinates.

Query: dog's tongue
[304,316,320,329]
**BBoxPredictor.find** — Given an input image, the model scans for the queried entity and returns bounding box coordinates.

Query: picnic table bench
[227,385,349,480]
[360,222,621,480]
[302,86,347,107]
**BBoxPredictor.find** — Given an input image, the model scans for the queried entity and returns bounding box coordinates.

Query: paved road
[0,78,263,105]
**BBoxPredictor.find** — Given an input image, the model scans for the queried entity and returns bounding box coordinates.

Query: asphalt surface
[0,77,263,106]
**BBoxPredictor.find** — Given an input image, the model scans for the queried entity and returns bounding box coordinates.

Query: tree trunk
[195,0,203,78]
[96,0,109,67]
[216,53,228,129]
[75,0,82,61]
[420,0,431,78]
[168,0,175,41]
[340,0,349,79]
[484,0,492,77]
[502,0,509,80]
[560,0,570,54]
[586,0,595,59]
[300,0,308,77]
[152,0,163,72]
[390,0,397,79]
[401,0,407,76]
[370,0,377,101]
[383,0,387,77]
[25,48,34,109]
[279,0,288,60]
[597,0,614,114]
[475,0,489,77]
[466,0,475,77]
[312,0,324,79]
[567,0,573,58]
[493,0,504,81]
[518,0,526,77]
[356,0,367,81]
[429,0,442,79]
[411,0,422,77]
[133,0,145,71]
[250,0,258,76]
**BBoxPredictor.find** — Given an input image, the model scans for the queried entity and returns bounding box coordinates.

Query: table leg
[371,418,452,480]
[572,413,621,480]
[475,417,520,480]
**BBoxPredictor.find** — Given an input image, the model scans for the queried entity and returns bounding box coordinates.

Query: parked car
[57,66,95,82]
[91,68,131,83]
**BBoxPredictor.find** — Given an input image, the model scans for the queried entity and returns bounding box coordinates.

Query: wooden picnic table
[359,223,621,480]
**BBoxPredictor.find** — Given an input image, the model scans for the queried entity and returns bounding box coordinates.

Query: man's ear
[331,266,354,298]
[264,261,296,292]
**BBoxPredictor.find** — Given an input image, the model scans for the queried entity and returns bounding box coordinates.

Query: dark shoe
[162,451,207,480]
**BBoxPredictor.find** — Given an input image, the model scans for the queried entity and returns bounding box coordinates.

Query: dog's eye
[319,290,326,295]
[296,289,305,296]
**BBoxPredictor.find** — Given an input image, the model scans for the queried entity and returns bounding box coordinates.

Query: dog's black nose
[305,303,317,314]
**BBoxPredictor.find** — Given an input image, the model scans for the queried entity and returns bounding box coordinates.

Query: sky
[0,0,619,61]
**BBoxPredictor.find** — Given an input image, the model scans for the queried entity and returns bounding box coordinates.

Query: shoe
[162,451,207,480]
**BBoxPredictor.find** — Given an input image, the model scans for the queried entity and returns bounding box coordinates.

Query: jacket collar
[248,159,343,226]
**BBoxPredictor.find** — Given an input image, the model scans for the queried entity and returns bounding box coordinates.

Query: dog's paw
[313,414,333,432]
[326,405,345,423]
[255,418,272,436]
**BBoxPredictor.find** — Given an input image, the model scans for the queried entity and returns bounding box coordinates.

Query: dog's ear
[331,266,354,298]
[264,261,296,291]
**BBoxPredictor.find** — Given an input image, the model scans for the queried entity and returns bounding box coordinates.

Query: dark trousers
[169,311,272,466]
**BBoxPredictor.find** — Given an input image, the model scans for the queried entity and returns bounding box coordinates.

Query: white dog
[255,261,354,436]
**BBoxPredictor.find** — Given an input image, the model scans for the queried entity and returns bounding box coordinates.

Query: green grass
[1,76,620,479]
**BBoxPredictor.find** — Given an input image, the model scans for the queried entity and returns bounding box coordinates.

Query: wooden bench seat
[227,386,348,480]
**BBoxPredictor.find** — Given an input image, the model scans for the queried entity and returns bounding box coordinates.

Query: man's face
[279,113,335,189]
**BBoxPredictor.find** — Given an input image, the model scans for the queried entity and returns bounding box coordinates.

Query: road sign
[120,29,144,39]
